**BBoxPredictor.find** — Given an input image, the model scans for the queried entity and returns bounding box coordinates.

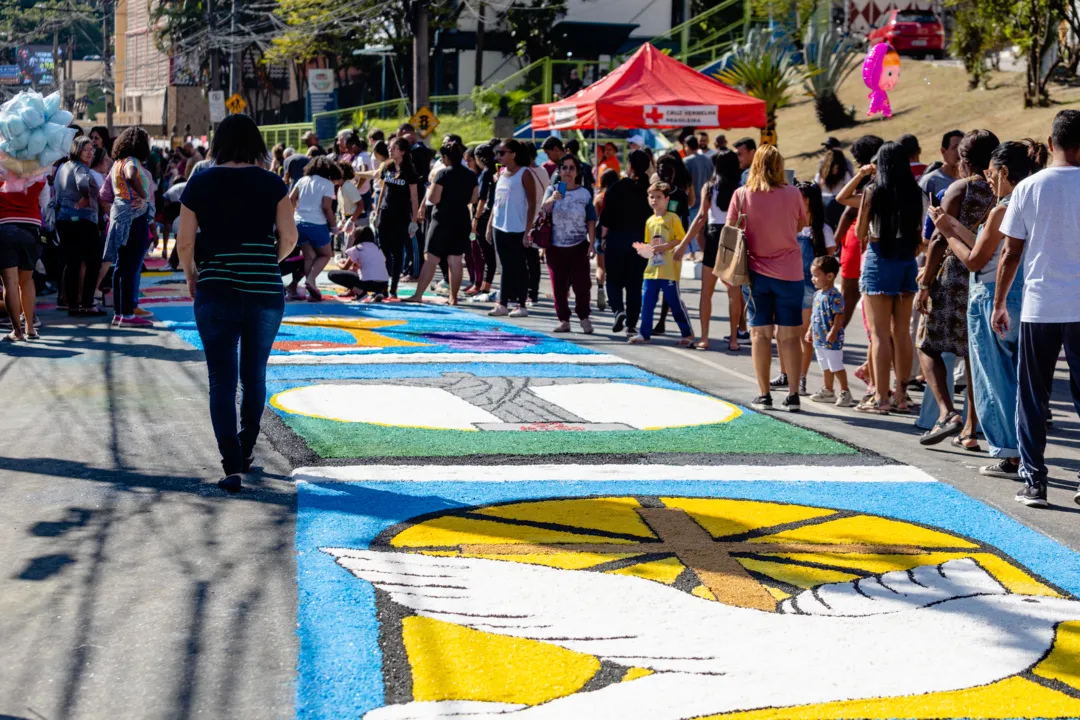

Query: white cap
[627,134,645,147]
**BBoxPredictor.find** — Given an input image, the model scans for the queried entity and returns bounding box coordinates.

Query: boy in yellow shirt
[630,182,694,345]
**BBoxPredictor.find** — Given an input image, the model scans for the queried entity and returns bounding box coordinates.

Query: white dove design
[324,548,1080,720]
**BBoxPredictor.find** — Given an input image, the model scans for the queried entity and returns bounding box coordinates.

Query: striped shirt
[181,166,287,295]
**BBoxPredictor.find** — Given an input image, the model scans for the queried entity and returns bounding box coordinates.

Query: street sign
[225,93,247,115]
[409,106,439,139]
[208,90,226,123]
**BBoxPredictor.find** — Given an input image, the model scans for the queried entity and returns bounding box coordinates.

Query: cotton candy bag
[0,90,78,191]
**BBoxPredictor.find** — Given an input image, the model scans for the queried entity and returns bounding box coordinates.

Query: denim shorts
[859,242,917,296]
[297,222,332,248]
[747,270,803,327]
[802,284,816,310]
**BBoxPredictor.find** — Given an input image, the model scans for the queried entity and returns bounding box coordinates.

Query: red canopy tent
[531,43,767,133]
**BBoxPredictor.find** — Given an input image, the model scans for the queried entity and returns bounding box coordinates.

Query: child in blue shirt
[806,255,854,406]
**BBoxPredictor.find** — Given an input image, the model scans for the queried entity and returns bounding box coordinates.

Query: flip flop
[304,282,323,302]
[919,413,963,446]
[676,336,695,348]
[951,434,983,452]
[693,340,711,351]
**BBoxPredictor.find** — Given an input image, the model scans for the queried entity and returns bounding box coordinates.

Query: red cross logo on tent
[644,106,665,124]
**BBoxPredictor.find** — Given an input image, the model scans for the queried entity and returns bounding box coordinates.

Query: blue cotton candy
[6,116,27,137]
[39,149,65,167]
[43,122,66,149]
[25,92,45,115]
[43,92,61,119]
[21,107,45,129]
[7,132,29,151]
[49,109,73,127]
[26,128,46,156]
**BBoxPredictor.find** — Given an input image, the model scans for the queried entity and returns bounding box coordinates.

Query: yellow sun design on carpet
[372,496,1080,718]
[275,316,427,352]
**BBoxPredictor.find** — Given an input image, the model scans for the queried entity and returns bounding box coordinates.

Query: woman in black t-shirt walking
[177,114,299,493]
[359,137,419,299]
[404,142,478,305]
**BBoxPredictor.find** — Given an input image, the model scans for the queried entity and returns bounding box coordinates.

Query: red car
[868,9,946,59]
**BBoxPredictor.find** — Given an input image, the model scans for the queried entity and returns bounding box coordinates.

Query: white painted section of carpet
[271,384,500,430]
[292,464,939,484]
[267,352,629,365]
[528,382,740,430]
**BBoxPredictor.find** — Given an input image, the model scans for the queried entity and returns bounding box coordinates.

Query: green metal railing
[311,98,410,136]
[260,122,312,149]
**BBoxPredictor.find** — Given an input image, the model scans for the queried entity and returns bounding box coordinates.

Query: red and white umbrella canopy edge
[531,43,767,132]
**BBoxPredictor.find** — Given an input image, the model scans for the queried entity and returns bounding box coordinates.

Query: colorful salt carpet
[156,292,1080,719]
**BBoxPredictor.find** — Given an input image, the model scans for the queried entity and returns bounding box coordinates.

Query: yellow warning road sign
[225,93,247,115]
[409,106,439,139]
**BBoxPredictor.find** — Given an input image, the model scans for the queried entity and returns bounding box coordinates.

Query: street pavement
[1,262,1078,719]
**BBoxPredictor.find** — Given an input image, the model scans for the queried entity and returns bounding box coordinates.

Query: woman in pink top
[727,145,807,412]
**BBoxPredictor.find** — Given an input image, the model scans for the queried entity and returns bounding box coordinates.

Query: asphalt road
[0,265,1076,719]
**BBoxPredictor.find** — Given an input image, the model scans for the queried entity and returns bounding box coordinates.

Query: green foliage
[469,85,535,124]
[948,0,1063,105]
[802,23,858,131]
[505,0,569,63]
[748,0,822,41]
[718,28,810,143]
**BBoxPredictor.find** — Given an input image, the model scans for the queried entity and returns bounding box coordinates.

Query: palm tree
[803,24,860,131]
[717,29,809,145]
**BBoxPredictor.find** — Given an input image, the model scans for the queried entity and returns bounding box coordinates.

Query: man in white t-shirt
[994,109,1080,508]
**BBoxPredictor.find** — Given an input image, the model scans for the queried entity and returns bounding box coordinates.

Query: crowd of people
[1,112,1077,504]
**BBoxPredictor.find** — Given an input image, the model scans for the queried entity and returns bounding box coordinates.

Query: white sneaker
[580,318,594,334]
[508,306,529,318]
[809,388,836,403]
[596,287,607,312]
[553,321,571,332]
[488,305,509,317]
[628,334,648,344]
[835,390,856,407]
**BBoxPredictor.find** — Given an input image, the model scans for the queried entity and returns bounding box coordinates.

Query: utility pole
[474,1,485,89]
[680,0,690,62]
[228,0,240,97]
[208,0,220,90]
[52,30,60,91]
[103,0,112,134]
[412,0,429,112]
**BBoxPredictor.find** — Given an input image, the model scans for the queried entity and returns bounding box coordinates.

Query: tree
[717,28,809,144]
[504,0,568,65]
[802,23,858,131]
[749,0,823,44]
[949,0,1064,105]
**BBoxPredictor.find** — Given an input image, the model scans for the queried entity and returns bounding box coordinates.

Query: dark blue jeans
[1017,321,1080,487]
[194,286,285,476]
[113,213,148,317]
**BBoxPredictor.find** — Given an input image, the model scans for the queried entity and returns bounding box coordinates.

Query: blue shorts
[297,222,332,248]
[747,270,804,327]
[802,284,816,310]
[860,242,918,296]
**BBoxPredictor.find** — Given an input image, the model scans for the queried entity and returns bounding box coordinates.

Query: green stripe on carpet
[280,410,855,459]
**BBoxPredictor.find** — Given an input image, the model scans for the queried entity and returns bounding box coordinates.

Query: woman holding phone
[541,153,596,333]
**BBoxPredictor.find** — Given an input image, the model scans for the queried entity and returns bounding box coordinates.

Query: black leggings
[57,219,103,310]
[474,217,496,284]
[525,246,541,302]
[494,229,528,307]
[327,270,388,295]
[378,219,408,296]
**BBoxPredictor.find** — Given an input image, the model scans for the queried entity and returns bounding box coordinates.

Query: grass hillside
[722,60,1080,180]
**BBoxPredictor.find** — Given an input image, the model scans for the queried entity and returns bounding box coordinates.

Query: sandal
[305,281,323,302]
[854,401,890,415]
[951,434,983,452]
[693,339,711,351]
[919,412,963,446]
[676,336,695,348]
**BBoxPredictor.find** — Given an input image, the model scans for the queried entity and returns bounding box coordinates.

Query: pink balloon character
[863,43,901,118]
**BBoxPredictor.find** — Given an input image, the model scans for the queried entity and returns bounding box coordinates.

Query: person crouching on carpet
[328,227,389,302]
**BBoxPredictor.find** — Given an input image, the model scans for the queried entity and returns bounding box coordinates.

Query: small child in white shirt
[806,255,855,407]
